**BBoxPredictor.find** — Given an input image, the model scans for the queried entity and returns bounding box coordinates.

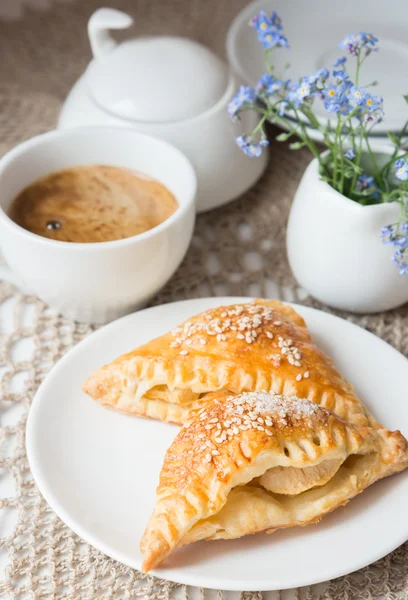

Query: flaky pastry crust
[83,299,376,427]
[140,391,408,572]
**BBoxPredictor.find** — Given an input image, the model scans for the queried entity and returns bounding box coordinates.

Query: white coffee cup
[0,127,196,323]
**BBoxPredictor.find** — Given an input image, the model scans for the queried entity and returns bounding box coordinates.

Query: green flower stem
[291,106,321,159]
[355,51,362,87]
[251,114,269,136]
[332,114,343,190]
[257,94,322,163]
[384,189,405,201]
[381,120,408,180]
[363,133,383,192]
[272,111,323,165]
[300,105,320,130]
[390,190,407,231]
[265,48,275,76]
[275,117,302,140]
[342,107,361,151]
[344,106,361,127]
[338,116,346,194]
[322,120,338,149]
[336,110,360,190]
[349,125,357,158]
[350,125,366,195]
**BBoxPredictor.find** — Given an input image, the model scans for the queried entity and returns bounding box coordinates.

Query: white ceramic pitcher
[287,157,408,313]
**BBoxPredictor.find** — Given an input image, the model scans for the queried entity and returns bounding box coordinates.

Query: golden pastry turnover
[83,300,376,427]
[140,391,408,572]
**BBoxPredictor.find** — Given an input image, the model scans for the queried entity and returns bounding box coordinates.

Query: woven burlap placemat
[0,1,407,598]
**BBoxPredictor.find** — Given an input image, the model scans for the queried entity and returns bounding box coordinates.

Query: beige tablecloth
[0,1,407,598]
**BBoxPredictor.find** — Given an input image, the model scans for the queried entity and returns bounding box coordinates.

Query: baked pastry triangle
[140,391,408,572]
[83,299,375,427]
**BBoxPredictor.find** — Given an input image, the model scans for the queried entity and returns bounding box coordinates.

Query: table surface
[1,0,408,597]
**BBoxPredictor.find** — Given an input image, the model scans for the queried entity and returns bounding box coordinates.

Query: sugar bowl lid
[86,8,229,123]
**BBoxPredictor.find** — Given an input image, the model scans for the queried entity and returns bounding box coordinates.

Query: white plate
[227,0,408,135]
[26,297,408,591]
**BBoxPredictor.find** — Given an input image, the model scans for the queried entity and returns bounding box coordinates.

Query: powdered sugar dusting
[233,391,319,425]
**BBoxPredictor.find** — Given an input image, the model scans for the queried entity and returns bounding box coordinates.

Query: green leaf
[404,94,408,105]
[388,132,400,145]
[319,175,331,184]
[289,141,306,150]
[343,168,355,179]
[348,162,363,174]
[276,132,292,142]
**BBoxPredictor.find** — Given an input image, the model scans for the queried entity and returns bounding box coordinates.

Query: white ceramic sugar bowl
[58,8,268,212]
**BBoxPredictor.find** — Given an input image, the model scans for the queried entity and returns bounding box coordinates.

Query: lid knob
[88,8,133,59]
